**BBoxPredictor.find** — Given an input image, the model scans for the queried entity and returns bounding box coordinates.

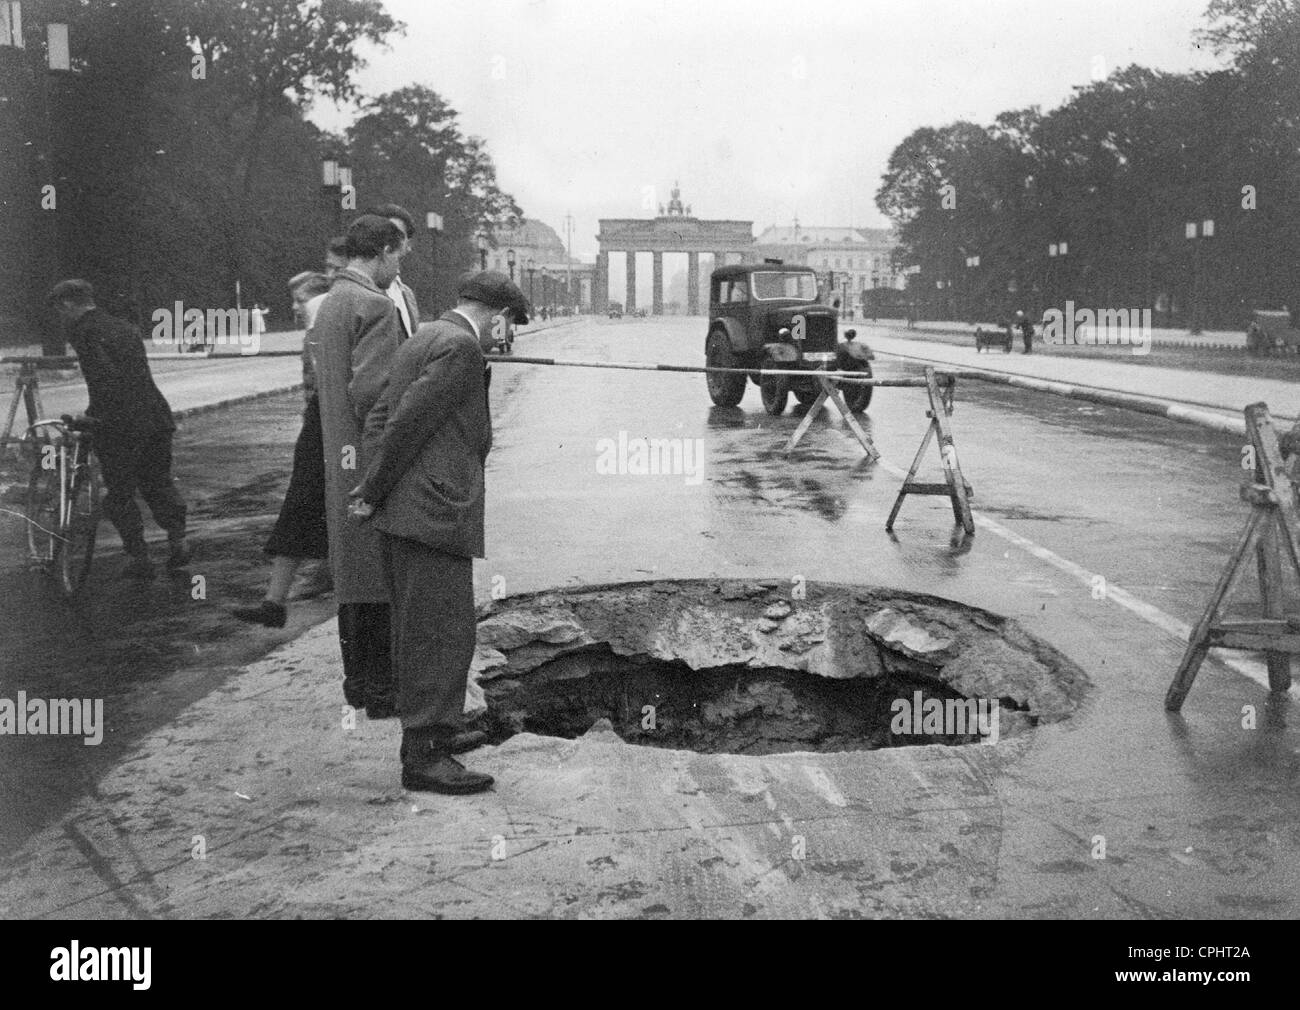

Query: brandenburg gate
[594,184,754,315]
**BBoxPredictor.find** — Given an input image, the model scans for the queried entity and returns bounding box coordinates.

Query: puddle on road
[473,579,1090,755]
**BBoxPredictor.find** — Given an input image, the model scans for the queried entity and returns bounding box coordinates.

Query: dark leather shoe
[231,600,287,628]
[401,727,494,794]
[450,728,487,754]
[402,754,494,794]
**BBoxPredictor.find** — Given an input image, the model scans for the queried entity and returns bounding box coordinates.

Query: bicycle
[23,414,101,598]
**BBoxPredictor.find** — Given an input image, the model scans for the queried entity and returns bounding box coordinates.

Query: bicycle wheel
[58,463,99,598]
[24,452,62,567]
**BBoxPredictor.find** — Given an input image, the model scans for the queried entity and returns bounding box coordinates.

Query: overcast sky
[308,0,1227,261]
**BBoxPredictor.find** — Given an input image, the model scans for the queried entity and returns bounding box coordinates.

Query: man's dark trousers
[337,603,393,711]
[96,429,186,548]
[380,533,475,735]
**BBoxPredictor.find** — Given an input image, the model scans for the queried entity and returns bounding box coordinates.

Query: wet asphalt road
[0,315,1253,859]
[484,315,1244,626]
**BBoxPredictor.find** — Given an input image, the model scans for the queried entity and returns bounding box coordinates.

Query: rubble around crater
[470,579,1089,730]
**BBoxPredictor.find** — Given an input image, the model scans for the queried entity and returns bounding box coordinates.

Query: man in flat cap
[47,278,190,579]
[350,270,527,794]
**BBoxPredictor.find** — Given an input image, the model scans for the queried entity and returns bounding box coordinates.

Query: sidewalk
[872,318,1245,350]
[856,325,1300,436]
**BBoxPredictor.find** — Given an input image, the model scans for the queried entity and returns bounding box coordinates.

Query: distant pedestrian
[1015,310,1034,353]
[233,240,346,629]
[47,279,190,579]
[350,270,528,794]
[313,215,407,717]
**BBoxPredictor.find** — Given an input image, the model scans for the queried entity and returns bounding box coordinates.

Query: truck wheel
[839,363,873,412]
[706,330,746,407]
[760,361,788,416]
[794,385,820,407]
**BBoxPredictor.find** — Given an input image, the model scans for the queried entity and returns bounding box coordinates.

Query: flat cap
[458,270,529,326]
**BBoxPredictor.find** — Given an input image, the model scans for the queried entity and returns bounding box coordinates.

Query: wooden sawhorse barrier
[1166,402,1298,711]
[784,369,879,460]
[886,367,974,536]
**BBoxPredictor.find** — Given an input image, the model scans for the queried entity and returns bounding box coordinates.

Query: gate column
[652,251,664,315]
[594,251,609,313]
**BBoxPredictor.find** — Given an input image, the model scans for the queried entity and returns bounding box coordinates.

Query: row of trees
[6,0,521,345]
[875,0,1300,330]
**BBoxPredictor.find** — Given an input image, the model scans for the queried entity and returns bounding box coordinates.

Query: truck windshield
[751,272,817,301]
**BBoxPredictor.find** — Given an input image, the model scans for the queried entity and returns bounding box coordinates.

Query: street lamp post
[321,159,351,237]
[964,254,980,321]
[526,257,536,308]
[563,213,575,314]
[426,212,443,313]
[476,231,488,271]
[506,248,516,283]
[1186,219,1213,335]
[541,266,550,315]
[39,20,74,352]
[1047,240,1068,315]
[321,158,340,236]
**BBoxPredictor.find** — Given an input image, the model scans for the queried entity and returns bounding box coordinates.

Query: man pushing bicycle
[47,279,190,579]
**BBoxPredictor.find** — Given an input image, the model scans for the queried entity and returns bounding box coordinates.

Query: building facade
[752,221,905,303]
[487,218,594,311]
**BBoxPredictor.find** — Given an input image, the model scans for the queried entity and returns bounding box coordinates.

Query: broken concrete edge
[471,578,1091,734]
[875,349,1266,435]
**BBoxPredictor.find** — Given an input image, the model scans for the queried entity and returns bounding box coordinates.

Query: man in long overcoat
[311,215,406,716]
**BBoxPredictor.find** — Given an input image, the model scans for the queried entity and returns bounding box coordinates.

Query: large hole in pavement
[470,579,1089,755]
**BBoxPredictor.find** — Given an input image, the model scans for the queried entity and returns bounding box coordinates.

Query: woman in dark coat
[233,267,337,627]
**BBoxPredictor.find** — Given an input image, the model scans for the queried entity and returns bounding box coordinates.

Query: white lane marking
[873,456,1300,699]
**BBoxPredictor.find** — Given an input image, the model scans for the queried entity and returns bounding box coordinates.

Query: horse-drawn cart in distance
[973,323,1013,353]
[1247,310,1300,355]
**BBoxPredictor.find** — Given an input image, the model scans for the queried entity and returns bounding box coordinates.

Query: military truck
[704,263,874,414]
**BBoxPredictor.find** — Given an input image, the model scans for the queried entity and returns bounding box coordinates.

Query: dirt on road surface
[0,393,334,856]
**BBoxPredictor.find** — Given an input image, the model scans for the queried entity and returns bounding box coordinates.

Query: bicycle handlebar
[26,415,97,435]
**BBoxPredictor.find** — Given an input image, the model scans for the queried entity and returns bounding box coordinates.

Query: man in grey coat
[351,271,527,794]
[311,215,406,717]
